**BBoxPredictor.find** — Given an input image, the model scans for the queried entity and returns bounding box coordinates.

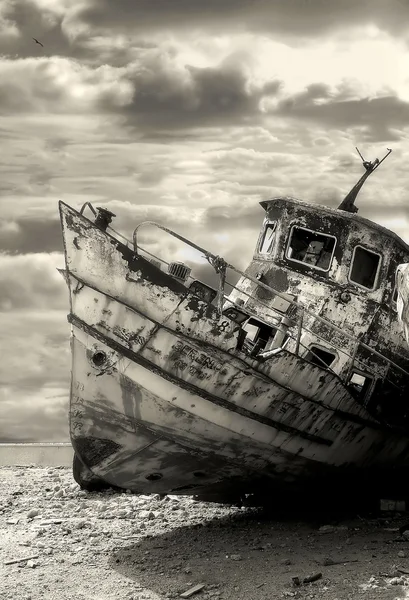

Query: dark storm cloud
[0,218,63,253]
[44,137,69,152]
[2,27,406,143]
[0,0,73,59]
[0,0,149,66]
[0,51,282,131]
[136,165,172,186]
[65,0,409,39]
[275,85,409,142]
[100,57,281,131]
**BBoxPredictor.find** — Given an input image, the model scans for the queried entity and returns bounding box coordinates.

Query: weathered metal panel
[70,331,321,491]
[71,320,319,452]
[68,273,371,444]
[61,203,240,352]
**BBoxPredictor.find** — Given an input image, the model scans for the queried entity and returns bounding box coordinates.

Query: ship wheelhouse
[226,195,409,424]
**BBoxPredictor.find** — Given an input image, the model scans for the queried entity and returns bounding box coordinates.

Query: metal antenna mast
[337,147,392,213]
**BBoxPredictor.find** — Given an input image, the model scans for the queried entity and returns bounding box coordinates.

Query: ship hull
[69,324,409,502]
[60,202,409,502]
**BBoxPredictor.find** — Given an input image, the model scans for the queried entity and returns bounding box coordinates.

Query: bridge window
[349,246,381,291]
[259,223,276,254]
[286,226,336,272]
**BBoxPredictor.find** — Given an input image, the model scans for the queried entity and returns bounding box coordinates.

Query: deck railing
[79,203,409,387]
[131,220,409,381]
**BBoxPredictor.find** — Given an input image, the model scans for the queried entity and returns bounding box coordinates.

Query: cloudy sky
[1,0,409,441]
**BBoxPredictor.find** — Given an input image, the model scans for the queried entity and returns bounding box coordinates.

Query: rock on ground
[1,467,409,599]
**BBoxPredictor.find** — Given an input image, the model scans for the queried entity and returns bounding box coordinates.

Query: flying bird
[32,37,44,47]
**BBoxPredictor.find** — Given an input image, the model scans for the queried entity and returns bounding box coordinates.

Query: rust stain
[69,313,333,446]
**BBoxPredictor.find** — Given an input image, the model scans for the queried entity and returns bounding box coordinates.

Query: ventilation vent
[168,261,191,282]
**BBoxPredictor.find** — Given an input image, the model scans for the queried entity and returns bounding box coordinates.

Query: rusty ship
[59,147,409,507]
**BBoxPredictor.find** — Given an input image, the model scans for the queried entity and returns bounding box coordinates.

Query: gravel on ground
[2,466,409,600]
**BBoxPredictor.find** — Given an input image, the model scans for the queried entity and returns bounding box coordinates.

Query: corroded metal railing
[132,220,409,383]
[78,202,409,384]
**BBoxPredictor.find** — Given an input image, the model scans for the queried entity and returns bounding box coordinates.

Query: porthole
[92,351,107,367]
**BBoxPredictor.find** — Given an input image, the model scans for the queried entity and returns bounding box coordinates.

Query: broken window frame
[258,221,277,254]
[348,245,381,292]
[304,345,337,369]
[346,369,373,403]
[285,225,337,273]
[241,317,277,356]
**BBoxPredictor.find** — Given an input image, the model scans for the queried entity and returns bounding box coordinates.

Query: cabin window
[259,223,276,254]
[349,246,381,290]
[286,226,336,272]
[347,370,373,401]
[305,346,336,368]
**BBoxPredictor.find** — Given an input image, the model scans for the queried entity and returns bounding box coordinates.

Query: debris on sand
[3,466,409,600]
[179,583,205,598]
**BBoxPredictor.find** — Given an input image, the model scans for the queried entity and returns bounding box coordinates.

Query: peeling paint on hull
[59,201,409,501]
[69,326,409,497]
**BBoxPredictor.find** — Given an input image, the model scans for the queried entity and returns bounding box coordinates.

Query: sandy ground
[2,468,409,599]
